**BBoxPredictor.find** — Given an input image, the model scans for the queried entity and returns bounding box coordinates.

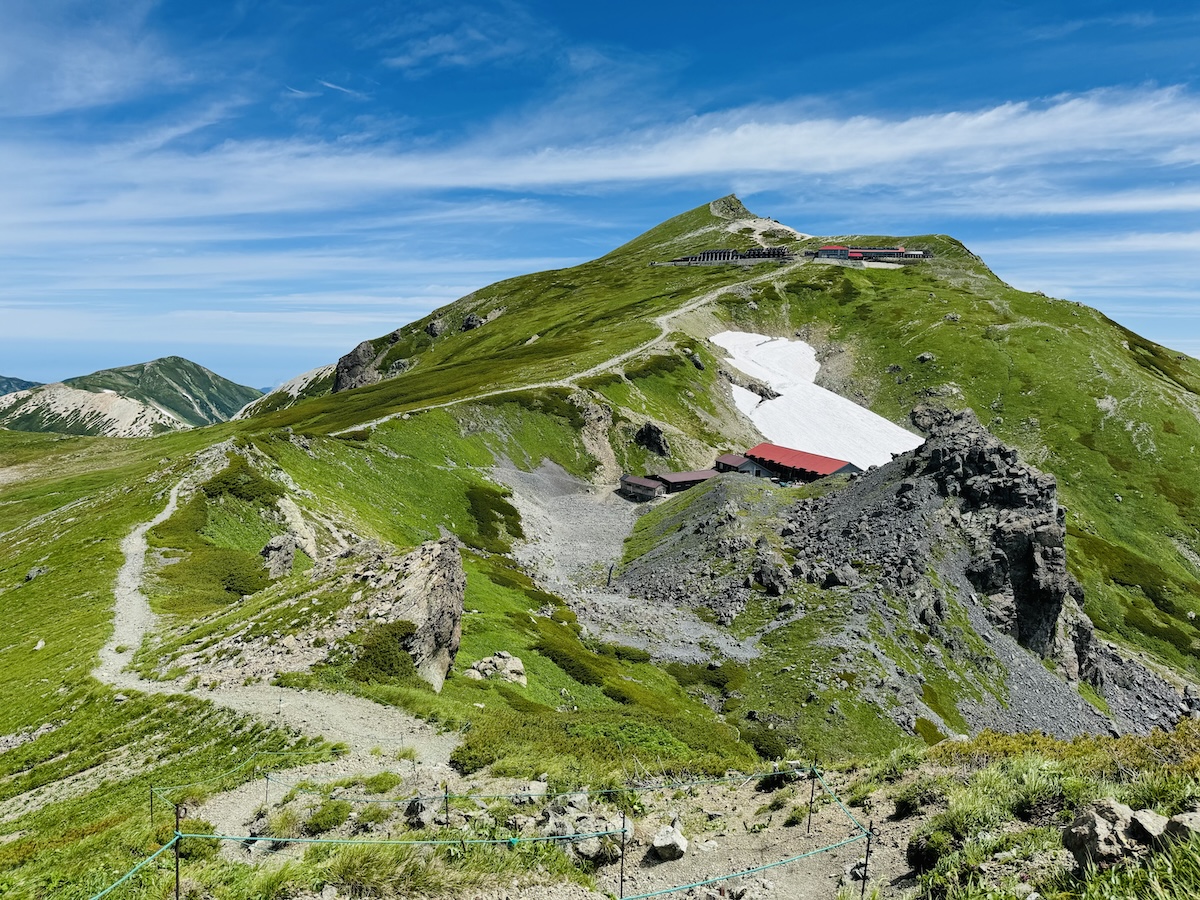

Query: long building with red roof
[744,442,861,482]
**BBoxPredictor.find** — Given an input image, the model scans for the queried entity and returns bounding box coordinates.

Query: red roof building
[744,442,861,482]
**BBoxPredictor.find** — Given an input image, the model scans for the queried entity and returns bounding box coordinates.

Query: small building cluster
[656,247,793,267]
[619,442,862,501]
[806,245,930,262]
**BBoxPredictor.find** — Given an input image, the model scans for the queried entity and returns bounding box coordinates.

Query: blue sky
[2,1,1200,389]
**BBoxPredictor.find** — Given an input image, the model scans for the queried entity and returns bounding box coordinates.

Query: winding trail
[91,467,461,836]
[339,259,808,435]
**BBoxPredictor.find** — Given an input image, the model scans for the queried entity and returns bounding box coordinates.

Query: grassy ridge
[739,259,1200,674]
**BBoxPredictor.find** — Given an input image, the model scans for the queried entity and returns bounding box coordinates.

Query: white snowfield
[709,331,924,470]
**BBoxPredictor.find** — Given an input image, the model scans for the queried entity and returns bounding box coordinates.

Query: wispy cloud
[377,4,554,74]
[0,0,177,116]
[1029,12,1161,40]
[317,80,368,99]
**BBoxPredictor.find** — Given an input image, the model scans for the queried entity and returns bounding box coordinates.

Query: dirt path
[339,259,807,436]
[90,455,462,835]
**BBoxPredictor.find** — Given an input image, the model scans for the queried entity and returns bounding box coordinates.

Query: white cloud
[0,0,177,116]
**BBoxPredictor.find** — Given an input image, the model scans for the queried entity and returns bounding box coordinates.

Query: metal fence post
[619,811,627,899]
[860,819,874,900]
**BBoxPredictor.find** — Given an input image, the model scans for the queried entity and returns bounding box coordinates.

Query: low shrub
[304,799,353,835]
[892,775,949,819]
[361,772,402,795]
[348,621,417,683]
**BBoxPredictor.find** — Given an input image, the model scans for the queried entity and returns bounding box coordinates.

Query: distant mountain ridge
[0,356,260,437]
[0,375,41,396]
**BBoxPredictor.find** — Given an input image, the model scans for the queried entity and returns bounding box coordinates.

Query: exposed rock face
[719,367,779,400]
[1063,799,1142,869]
[359,538,466,692]
[914,406,1094,681]
[461,313,484,331]
[635,421,671,457]
[163,537,465,692]
[333,340,383,393]
[1062,800,1200,870]
[425,319,446,338]
[260,534,297,579]
[618,406,1191,739]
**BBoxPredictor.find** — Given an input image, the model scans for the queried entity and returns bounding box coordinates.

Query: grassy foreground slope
[2,197,1200,898]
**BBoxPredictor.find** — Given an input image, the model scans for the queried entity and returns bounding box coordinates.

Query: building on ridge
[714,453,776,477]
[619,474,666,501]
[744,442,861,483]
[652,469,720,493]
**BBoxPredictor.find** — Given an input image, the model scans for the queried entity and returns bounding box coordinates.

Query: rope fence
[100,764,875,900]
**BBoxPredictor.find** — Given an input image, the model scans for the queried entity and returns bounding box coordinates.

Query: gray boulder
[1130,808,1170,845]
[1062,799,1141,869]
[651,824,688,861]
[461,313,484,331]
[466,651,527,686]
[1164,811,1200,843]
[425,319,446,337]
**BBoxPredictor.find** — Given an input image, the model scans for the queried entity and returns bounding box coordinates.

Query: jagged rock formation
[260,534,297,579]
[333,340,384,393]
[165,537,465,692]
[619,408,1192,739]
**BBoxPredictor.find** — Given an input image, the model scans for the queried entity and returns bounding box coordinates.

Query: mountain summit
[0,356,260,437]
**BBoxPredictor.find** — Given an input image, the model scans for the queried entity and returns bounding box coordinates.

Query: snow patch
[710,331,924,469]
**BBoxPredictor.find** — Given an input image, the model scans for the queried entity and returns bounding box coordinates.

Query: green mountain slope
[0,376,40,396]
[64,356,261,426]
[2,197,1200,899]
[0,356,261,437]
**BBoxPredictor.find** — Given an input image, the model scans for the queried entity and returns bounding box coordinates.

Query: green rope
[621,833,868,900]
[814,769,868,834]
[87,836,178,900]
[177,829,624,847]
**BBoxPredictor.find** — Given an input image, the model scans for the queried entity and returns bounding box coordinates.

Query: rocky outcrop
[425,319,446,338]
[461,313,484,331]
[463,651,527,685]
[719,367,780,401]
[618,406,1192,739]
[358,538,466,691]
[164,537,466,692]
[260,534,297,579]
[914,406,1094,681]
[333,341,384,393]
[1063,799,1200,870]
[635,422,671,457]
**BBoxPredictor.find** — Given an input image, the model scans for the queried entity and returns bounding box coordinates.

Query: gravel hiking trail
[93,454,461,837]
[340,258,808,436]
